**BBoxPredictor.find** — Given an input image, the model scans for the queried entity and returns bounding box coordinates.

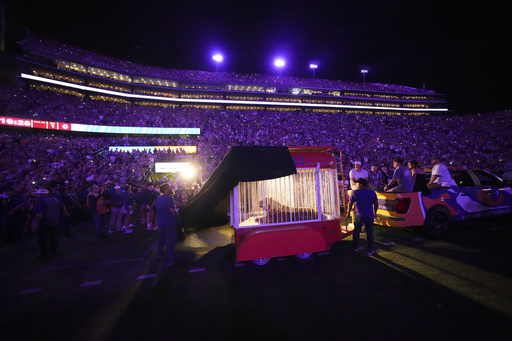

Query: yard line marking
[413,238,425,241]
[318,251,330,256]
[81,280,103,287]
[188,268,205,273]
[17,288,41,295]
[137,274,156,279]
[382,242,396,246]
[139,241,158,261]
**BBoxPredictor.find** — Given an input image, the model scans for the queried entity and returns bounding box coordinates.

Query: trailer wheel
[250,258,272,268]
[291,252,316,263]
[424,207,450,239]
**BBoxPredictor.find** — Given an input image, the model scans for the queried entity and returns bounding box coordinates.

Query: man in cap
[107,185,124,233]
[349,161,369,190]
[428,156,457,190]
[32,189,68,259]
[347,178,378,255]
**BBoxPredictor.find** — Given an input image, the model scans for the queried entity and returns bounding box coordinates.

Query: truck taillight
[396,198,411,214]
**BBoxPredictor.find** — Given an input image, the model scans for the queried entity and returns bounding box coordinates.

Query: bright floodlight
[360,68,369,83]
[274,58,285,67]
[310,64,318,69]
[181,164,197,179]
[212,54,223,71]
[274,58,285,75]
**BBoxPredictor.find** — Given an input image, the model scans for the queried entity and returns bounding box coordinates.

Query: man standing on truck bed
[428,156,457,190]
[384,157,414,192]
[347,178,378,255]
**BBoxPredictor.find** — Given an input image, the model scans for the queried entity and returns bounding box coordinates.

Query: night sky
[3,0,511,113]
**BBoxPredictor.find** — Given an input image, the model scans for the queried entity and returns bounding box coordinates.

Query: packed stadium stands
[1,36,511,241]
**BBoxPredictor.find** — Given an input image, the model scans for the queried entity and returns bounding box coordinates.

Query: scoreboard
[0,116,199,135]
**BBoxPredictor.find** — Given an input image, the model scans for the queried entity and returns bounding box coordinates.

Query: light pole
[360,68,369,83]
[274,58,285,76]
[212,54,223,72]
[309,62,318,79]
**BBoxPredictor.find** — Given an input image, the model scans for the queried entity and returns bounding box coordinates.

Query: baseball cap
[355,178,368,185]
[354,161,361,165]
[33,189,49,195]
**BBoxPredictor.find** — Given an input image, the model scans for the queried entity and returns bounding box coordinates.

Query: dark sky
[3,0,511,113]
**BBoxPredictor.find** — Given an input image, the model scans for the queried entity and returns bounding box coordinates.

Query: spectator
[384,157,414,193]
[428,156,457,190]
[349,161,369,190]
[368,164,384,192]
[408,160,430,195]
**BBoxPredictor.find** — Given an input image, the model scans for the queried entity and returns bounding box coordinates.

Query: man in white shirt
[428,156,457,190]
[349,161,369,190]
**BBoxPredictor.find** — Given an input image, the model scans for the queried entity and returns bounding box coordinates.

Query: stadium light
[309,61,319,79]
[360,67,369,83]
[274,58,285,76]
[212,54,223,71]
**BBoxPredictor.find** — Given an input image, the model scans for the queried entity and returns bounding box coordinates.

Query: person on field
[155,183,180,266]
[347,178,378,255]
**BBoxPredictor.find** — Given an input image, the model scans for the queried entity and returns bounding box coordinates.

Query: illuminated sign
[0,116,200,135]
[109,146,197,153]
[155,162,191,173]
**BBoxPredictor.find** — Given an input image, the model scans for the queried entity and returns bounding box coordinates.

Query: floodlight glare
[361,69,368,73]
[309,64,318,69]
[212,54,223,63]
[274,59,285,67]
[181,164,197,179]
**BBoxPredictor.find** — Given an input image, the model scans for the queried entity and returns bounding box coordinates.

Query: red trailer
[230,147,352,266]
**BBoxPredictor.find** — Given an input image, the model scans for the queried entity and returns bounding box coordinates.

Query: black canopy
[179,146,297,227]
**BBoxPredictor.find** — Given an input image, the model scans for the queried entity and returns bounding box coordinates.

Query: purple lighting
[274,58,285,75]
[309,62,318,78]
[212,54,223,63]
[212,54,223,71]
[360,68,369,83]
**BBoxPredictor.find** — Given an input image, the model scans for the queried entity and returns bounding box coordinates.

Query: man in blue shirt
[384,157,414,193]
[155,183,180,266]
[347,178,378,255]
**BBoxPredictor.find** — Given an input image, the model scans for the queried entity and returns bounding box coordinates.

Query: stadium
[1,35,511,191]
[2,2,512,340]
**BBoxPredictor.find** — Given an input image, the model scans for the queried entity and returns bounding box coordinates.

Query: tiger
[257,198,319,224]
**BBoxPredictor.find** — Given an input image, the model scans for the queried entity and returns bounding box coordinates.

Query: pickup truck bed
[373,168,512,238]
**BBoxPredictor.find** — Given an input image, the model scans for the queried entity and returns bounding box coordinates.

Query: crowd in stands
[1,76,512,244]
[21,36,435,94]
[0,86,209,129]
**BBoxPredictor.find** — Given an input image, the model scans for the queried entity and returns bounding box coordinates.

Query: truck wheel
[291,252,316,263]
[250,258,272,268]
[424,207,450,239]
